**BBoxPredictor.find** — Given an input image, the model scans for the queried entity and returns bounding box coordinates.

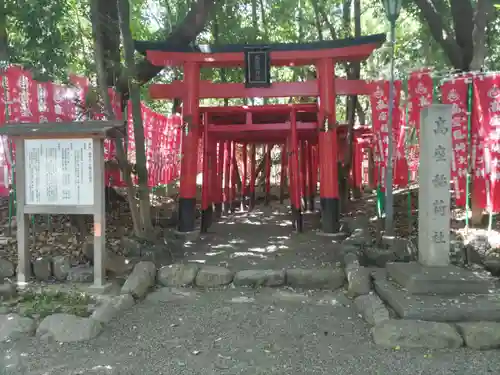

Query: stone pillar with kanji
[418,104,453,266]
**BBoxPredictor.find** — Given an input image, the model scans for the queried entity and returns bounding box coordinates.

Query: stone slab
[374,277,500,322]
[386,262,494,295]
[456,322,500,350]
[372,319,463,349]
[354,294,389,326]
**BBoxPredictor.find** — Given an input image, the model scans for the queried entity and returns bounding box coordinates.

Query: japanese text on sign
[25,138,94,206]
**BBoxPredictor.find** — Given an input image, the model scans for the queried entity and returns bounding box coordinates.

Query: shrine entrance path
[182,202,343,270]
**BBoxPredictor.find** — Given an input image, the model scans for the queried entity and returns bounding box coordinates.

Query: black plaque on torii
[244,47,271,88]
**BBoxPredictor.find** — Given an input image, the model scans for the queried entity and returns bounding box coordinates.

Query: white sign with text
[25,138,94,206]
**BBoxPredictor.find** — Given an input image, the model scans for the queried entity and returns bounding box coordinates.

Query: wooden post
[91,138,107,291]
[14,139,30,284]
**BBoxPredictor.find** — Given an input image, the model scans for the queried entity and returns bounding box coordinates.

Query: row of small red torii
[1,66,500,219]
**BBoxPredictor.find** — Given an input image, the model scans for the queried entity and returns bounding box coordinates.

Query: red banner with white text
[441,78,469,207]
[0,66,187,196]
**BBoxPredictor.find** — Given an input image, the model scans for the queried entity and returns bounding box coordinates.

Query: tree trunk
[117,0,153,235]
[470,0,495,71]
[96,0,121,86]
[89,0,142,236]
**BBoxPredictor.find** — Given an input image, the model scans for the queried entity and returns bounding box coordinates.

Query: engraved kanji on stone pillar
[418,105,453,266]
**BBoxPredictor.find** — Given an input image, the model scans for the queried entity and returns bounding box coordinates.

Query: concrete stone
[52,255,71,281]
[354,294,389,326]
[346,266,371,297]
[37,314,102,343]
[121,261,156,299]
[0,314,36,342]
[369,267,388,281]
[0,283,16,300]
[32,257,52,281]
[91,302,118,324]
[484,255,500,277]
[195,266,234,287]
[374,277,500,322]
[386,262,494,295]
[383,237,413,262]
[67,265,94,283]
[0,258,14,279]
[372,320,463,349]
[286,268,345,289]
[105,253,134,276]
[109,294,135,311]
[363,247,397,267]
[157,263,199,287]
[418,105,453,267]
[456,322,500,350]
[233,269,285,287]
[343,252,360,268]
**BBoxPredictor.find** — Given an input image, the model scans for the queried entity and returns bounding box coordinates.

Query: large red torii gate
[135,34,385,234]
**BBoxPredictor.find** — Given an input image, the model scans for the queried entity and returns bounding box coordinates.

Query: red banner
[0,66,184,191]
[441,78,469,207]
[407,70,433,173]
[472,75,500,211]
[369,79,402,188]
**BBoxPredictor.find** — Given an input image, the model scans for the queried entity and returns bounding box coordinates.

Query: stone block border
[156,263,347,290]
[348,268,500,351]
[0,287,137,344]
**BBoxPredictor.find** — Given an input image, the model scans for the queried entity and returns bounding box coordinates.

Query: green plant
[15,290,93,319]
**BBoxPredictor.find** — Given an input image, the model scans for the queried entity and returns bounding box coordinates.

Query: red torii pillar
[178,62,200,232]
[317,58,340,233]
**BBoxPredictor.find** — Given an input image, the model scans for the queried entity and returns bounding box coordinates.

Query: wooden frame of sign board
[0,121,125,293]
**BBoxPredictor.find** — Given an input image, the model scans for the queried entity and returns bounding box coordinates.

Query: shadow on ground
[181,203,343,270]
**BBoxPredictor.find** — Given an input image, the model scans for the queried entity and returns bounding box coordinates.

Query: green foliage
[2,290,92,319]
[2,0,500,113]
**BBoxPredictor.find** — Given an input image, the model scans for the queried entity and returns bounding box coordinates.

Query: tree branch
[116,0,216,94]
[413,0,464,69]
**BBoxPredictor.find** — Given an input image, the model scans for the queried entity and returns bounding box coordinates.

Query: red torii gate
[135,34,385,234]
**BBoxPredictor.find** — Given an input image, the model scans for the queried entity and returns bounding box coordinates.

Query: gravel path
[1,287,499,375]
[184,204,343,270]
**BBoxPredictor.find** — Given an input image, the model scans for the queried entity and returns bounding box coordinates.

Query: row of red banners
[0,66,188,194]
[1,66,500,212]
[369,70,500,211]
